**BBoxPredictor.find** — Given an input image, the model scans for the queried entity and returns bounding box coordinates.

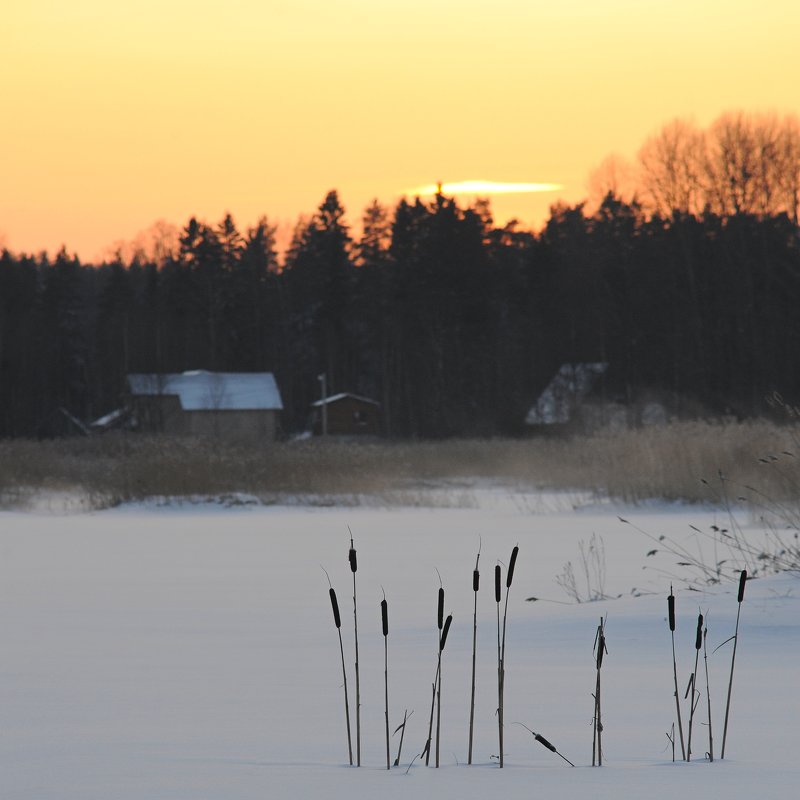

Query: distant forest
[1,111,800,438]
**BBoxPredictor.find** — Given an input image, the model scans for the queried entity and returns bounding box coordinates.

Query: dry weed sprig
[393,710,413,767]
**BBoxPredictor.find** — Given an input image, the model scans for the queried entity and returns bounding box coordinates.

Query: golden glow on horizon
[407,181,563,196]
[2,1,799,259]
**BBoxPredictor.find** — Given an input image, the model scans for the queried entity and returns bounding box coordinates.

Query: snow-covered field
[2,492,798,799]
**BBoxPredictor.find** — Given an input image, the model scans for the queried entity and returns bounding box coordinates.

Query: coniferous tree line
[1,111,799,438]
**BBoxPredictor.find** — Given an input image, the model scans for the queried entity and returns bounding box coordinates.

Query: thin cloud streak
[406,180,563,196]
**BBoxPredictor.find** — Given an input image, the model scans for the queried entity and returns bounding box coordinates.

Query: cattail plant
[324,570,352,765]
[468,541,480,765]
[381,592,390,770]
[514,723,575,767]
[349,533,361,766]
[436,613,453,768]
[424,580,445,766]
[498,545,519,769]
[686,611,703,761]
[429,579,444,768]
[703,620,713,761]
[495,563,502,767]
[592,616,608,766]
[721,569,747,759]
[668,585,687,760]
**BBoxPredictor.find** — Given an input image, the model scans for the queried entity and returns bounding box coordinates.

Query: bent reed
[1,420,798,510]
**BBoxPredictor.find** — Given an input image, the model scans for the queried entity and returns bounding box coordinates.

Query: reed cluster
[321,536,752,770]
[4,420,799,509]
[666,571,748,764]
[323,537,535,770]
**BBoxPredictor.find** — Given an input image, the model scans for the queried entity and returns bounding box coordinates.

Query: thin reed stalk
[349,535,361,766]
[668,586,687,760]
[468,543,480,765]
[721,569,747,759]
[703,623,713,761]
[686,612,703,761]
[424,675,437,765]
[495,564,502,767]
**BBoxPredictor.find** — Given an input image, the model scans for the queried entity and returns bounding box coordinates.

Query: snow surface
[1,495,798,799]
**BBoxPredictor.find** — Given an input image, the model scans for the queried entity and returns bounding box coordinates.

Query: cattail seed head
[535,733,556,753]
[695,613,704,650]
[597,634,605,669]
[495,565,501,603]
[473,569,480,592]
[506,546,519,589]
[738,570,747,603]
[437,587,444,630]
[329,587,341,628]
[440,614,453,650]
[668,592,676,631]
[348,545,357,573]
[381,598,388,637]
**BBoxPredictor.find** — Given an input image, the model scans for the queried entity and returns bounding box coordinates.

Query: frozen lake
[2,495,798,799]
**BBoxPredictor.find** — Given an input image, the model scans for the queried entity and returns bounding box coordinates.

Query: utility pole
[318,372,328,436]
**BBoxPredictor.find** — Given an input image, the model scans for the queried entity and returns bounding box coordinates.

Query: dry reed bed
[0,420,798,509]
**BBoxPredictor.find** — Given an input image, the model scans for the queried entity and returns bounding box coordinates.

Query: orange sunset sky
[2,0,799,261]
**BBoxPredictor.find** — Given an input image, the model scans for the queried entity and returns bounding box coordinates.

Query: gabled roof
[525,363,608,425]
[311,392,380,408]
[127,371,283,411]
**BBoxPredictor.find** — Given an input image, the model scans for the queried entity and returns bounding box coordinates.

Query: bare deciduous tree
[587,153,637,210]
[638,118,705,217]
[776,114,800,223]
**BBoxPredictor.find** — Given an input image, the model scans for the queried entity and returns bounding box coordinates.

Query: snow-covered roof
[311,392,380,408]
[127,371,283,411]
[525,363,608,425]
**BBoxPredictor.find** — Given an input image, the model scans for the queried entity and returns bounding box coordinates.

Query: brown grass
[0,420,798,509]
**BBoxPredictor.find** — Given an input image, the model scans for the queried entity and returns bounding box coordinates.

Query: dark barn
[311,393,381,436]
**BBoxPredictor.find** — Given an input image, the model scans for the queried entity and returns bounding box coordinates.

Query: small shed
[127,370,283,439]
[311,393,381,436]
